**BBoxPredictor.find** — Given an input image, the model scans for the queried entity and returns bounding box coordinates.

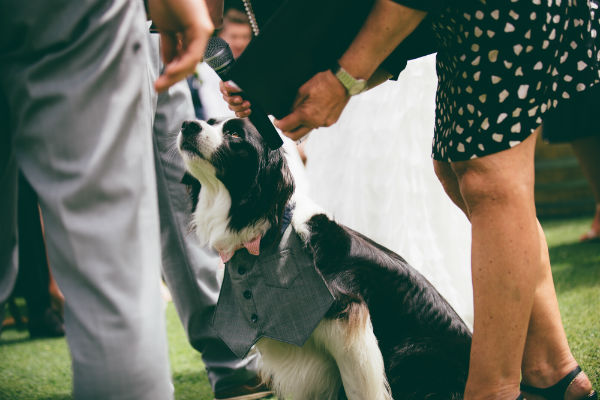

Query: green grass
[543,217,600,387]
[1,216,598,399]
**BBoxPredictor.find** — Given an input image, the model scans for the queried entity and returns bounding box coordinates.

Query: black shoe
[520,365,597,400]
[214,376,273,400]
[28,308,64,338]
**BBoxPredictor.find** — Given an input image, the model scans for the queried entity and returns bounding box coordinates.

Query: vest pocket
[262,249,301,288]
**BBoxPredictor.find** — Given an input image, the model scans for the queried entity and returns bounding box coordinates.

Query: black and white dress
[397,0,600,162]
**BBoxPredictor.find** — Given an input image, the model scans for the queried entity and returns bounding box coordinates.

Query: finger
[223,94,245,106]
[235,109,252,118]
[220,81,243,96]
[283,125,313,141]
[227,100,251,113]
[223,80,243,93]
[155,63,192,92]
[219,81,229,96]
[155,48,202,91]
[274,111,305,134]
[155,31,207,92]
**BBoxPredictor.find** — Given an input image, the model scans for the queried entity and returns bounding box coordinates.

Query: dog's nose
[181,120,202,137]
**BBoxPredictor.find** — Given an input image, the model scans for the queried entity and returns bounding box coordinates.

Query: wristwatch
[330,62,367,96]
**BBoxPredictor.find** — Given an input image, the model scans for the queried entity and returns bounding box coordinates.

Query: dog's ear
[181,172,202,213]
[207,117,226,126]
[263,149,295,220]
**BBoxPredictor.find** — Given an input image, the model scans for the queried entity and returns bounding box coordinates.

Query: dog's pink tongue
[219,235,262,263]
[243,236,261,256]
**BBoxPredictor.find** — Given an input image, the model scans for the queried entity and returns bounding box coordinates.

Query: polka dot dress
[429,0,600,162]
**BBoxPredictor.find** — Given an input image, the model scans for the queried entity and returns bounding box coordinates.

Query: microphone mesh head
[204,37,234,79]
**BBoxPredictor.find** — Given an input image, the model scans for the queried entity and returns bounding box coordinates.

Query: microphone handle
[243,92,284,149]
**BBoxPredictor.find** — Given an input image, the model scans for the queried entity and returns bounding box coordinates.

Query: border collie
[178,117,472,400]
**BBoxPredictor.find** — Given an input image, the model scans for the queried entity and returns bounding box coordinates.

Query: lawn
[1,216,598,399]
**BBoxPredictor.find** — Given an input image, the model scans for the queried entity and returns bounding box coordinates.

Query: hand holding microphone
[204,37,283,149]
[220,81,252,118]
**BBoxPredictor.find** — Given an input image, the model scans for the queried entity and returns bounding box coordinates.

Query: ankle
[522,354,577,388]
[522,363,594,400]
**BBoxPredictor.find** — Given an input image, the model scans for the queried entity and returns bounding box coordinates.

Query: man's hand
[275,70,350,141]
[149,0,214,92]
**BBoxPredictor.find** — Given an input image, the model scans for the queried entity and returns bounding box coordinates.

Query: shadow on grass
[0,336,33,346]
[0,324,31,345]
[550,240,600,293]
[0,326,65,346]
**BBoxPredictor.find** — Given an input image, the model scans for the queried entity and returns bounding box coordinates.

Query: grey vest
[212,224,335,358]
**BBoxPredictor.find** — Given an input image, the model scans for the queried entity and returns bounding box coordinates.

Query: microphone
[204,37,283,149]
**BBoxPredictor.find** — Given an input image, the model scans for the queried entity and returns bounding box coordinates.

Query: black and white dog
[178,117,472,400]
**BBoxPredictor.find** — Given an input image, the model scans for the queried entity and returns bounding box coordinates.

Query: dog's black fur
[310,215,471,399]
[180,118,471,400]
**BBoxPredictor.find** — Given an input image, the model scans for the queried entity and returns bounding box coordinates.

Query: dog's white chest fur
[256,308,392,400]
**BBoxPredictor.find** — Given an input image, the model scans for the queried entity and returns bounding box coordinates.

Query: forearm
[339,0,427,80]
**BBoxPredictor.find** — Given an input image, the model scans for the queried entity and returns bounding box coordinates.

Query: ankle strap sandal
[520,365,597,400]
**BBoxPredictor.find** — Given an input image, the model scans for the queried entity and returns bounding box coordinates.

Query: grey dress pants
[0,1,172,398]
[147,34,259,393]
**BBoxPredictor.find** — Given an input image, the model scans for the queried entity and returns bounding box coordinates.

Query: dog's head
[178,117,295,244]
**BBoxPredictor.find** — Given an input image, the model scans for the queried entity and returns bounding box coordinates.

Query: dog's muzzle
[181,120,203,137]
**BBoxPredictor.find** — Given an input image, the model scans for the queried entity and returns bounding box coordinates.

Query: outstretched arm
[275,0,426,140]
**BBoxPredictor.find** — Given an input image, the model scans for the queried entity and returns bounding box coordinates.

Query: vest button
[250,314,258,323]
[243,290,252,299]
[238,266,246,275]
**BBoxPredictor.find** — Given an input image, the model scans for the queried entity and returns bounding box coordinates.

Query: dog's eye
[225,130,242,139]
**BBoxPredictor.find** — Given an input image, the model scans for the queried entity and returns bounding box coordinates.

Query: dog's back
[306,213,471,400]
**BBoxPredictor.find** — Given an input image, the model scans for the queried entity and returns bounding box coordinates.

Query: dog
[177,117,472,400]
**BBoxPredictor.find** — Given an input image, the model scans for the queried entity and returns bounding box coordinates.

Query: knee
[434,161,469,216]
[453,163,533,214]
[434,163,461,194]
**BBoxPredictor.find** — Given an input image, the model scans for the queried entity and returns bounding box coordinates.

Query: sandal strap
[520,366,583,400]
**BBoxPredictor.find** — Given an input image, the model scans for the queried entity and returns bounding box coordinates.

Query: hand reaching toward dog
[149,0,214,92]
[219,71,349,141]
[274,70,350,141]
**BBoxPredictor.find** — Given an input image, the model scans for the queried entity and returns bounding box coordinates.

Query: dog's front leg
[313,307,393,400]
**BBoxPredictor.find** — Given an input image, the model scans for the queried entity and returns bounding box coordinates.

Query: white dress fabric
[303,55,474,328]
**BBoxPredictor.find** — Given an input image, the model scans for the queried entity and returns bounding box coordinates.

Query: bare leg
[435,139,594,400]
[571,136,600,241]
[451,129,544,399]
[520,221,594,399]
